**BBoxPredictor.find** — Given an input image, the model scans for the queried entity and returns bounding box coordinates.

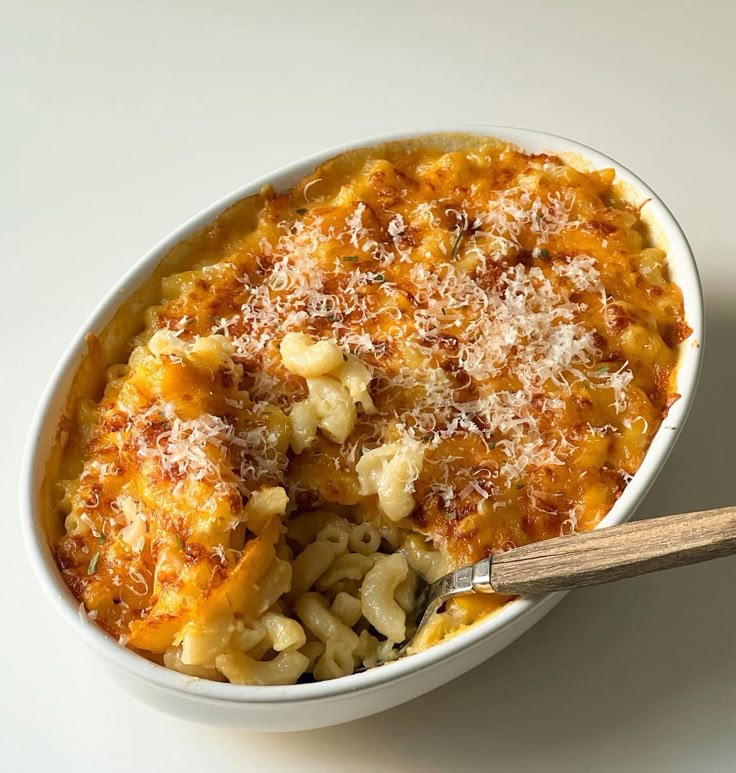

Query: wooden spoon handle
[490,506,736,595]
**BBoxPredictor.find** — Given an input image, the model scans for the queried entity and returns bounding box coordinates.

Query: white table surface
[3,1,736,770]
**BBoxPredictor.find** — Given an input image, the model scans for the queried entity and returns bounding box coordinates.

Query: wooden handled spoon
[401,506,736,655]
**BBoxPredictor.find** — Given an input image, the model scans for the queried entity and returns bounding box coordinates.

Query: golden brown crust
[44,134,688,654]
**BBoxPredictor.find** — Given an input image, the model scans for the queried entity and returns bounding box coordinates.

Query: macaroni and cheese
[45,134,690,684]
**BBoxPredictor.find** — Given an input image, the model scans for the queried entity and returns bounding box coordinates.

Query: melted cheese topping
[47,136,689,674]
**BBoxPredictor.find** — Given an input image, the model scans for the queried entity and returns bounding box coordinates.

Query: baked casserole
[43,134,690,684]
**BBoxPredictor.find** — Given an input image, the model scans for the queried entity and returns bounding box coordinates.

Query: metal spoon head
[352,556,495,672]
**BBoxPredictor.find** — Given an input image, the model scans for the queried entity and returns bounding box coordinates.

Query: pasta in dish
[45,134,690,684]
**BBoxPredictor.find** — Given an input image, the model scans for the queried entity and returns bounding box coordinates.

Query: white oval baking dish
[20,126,704,731]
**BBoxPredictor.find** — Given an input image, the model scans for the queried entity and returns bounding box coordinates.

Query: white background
[3,1,736,770]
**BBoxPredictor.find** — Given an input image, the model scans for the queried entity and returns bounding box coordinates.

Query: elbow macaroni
[215,650,310,686]
[282,333,376,451]
[260,610,307,652]
[356,440,425,521]
[148,330,241,377]
[279,333,344,378]
[360,554,410,643]
[242,486,289,533]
